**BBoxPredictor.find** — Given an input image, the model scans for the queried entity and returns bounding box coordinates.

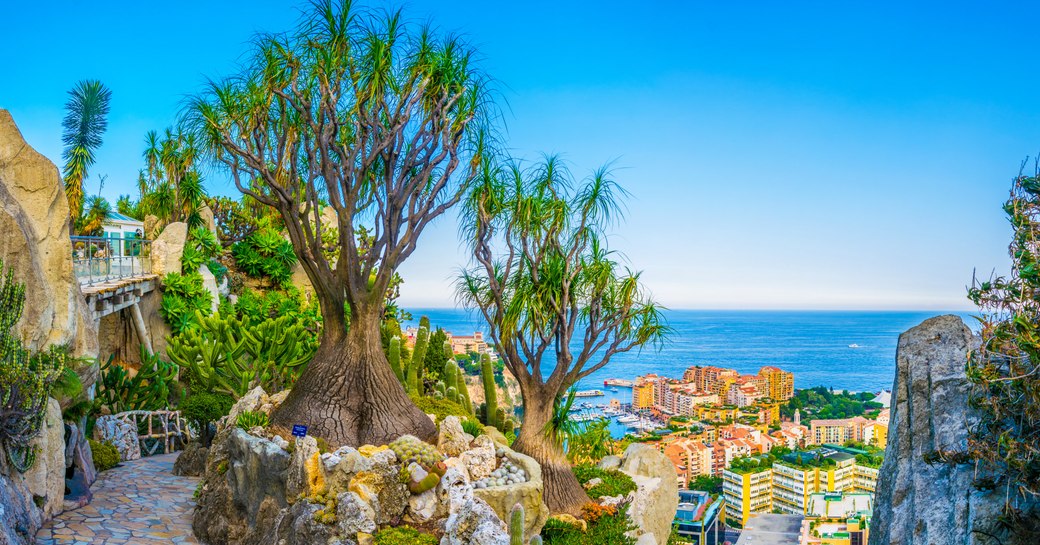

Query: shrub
[180,392,234,446]
[542,505,637,545]
[409,394,469,423]
[160,271,212,333]
[373,526,438,545]
[571,465,637,498]
[231,222,297,286]
[461,418,485,437]
[95,348,181,414]
[90,439,120,471]
[181,227,221,274]
[236,410,269,430]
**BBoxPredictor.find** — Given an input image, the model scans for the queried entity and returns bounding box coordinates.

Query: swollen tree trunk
[270,309,436,446]
[512,387,590,515]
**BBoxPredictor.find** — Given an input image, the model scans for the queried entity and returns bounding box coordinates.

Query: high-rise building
[759,366,795,401]
[722,465,772,527]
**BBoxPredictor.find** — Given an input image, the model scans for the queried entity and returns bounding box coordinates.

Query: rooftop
[736,514,803,545]
[806,493,874,519]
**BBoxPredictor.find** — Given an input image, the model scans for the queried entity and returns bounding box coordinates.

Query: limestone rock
[458,434,496,481]
[0,469,41,545]
[437,416,473,457]
[336,491,377,535]
[347,452,409,525]
[62,424,95,511]
[868,315,1039,545]
[143,214,162,240]
[472,445,548,540]
[150,221,187,277]
[226,429,291,522]
[285,436,321,499]
[173,441,209,477]
[406,488,441,524]
[200,264,220,314]
[93,415,141,462]
[619,443,679,545]
[597,455,622,471]
[20,398,65,520]
[199,204,220,242]
[225,386,267,429]
[0,109,98,366]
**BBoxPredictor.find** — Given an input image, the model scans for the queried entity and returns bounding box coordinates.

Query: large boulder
[21,399,65,519]
[93,415,141,462]
[869,316,1039,545]
[619,443,679,545]
[472,444,548,541]
[0,109,98,364]
[150,221,187,277]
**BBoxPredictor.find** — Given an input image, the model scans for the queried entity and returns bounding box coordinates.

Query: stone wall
[869,315,1038,545]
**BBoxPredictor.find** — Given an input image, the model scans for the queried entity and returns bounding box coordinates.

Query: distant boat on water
[617,414,639,423]
[848,343,861,348]
[574,390,604,398]
[604,378,634,388]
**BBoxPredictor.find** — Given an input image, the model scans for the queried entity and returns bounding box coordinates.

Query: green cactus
[501,417,515,436]
[509,503,525,545]
[389,336,404,382]
[97,347,181,413]
[447,385,459,404]
[456,371,473,415]
[167,311,315,399]
[444,360,457,392]
[529,536,542,545]
[407,325,430,396]
[496,407,508,432]
[481,353,498,428]
[435,381,447,397]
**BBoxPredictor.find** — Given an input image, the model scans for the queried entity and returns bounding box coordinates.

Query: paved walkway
[36,453,199,544]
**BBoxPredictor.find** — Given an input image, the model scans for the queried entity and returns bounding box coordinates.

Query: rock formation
[618,444,679,545]
[869,315,1038,545]
[0,109,100,544]
[150,221,187,277]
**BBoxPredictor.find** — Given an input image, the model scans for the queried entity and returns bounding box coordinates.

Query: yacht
[848,343,861,348]
[617,414,639,424]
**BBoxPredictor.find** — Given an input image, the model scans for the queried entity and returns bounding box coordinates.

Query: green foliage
[182,227,221,274]
[424,328,449,379]
[966,168,1040,534]
[572,465,637,497]
[510,503,526,545]
[208,196,266,246]
[0,262,68,472]
[481,353,499,429]
[408,325,431,396]
[135,127,208,229]
[373,526,438,545]
[688,475,723,495]
[409,394,470,424]
[233,287,321,334]
[62,80,112,225]
[542,505,637,545]
[96,348,181,414]
[781,386,880,420]
[231,222,297,286]
[564,418,614,465]
[236,410,270,430]
[167,311,316,399]
[180,392,233,446]
[461,418,485,437]
[388,336,404,382]
[160,271,212,334]
[89,439,120,472]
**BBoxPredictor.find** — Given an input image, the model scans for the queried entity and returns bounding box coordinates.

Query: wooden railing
[114,410,191,456]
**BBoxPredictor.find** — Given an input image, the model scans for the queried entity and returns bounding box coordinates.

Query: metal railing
[71,235,152,285]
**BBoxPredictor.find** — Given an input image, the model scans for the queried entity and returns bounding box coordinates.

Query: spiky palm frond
[77,195,112,236]
[61,80,112,223]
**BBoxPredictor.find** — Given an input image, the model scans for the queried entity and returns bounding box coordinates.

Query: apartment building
[665,439,715,486]
[759,365,795,401]
[722,465,772,527]
[809,416,888,448]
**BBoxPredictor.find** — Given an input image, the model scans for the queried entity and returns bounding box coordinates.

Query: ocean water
[403,309,977,393]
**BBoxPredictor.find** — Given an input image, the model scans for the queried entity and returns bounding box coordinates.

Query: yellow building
[759,366,794,400]
[695,404,739,423]
[633,381,655,410]
[801,493,873,545]
[722,465,772,527]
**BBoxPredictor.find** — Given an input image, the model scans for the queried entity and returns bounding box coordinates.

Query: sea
[403,309,976,437]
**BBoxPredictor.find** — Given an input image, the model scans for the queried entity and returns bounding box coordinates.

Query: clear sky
[3,1,1037,310]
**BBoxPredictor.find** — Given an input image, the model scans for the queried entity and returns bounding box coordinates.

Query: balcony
[72,235,153,285]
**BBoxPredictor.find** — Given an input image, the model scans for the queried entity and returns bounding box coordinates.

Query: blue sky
[3,1,1037,310]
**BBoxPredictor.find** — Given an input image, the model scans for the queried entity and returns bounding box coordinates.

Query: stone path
[36,453,199,544]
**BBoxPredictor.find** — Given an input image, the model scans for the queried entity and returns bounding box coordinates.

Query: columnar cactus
[456,369,474,415]
[447,385,459,404]
[389,336,403,382]
[435,381,447,397]
[509,503,525,545]
[408,325,431,396]
[481,353,498,428]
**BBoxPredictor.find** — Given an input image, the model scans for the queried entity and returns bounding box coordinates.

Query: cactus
[406,325,430,396]
[456,371,473,415]
[529,536,542,545]
[435,381,447,397]
[447,385,459,404]
[509,503,525,545]
[389,336,403,382]
[496,407,508,432]
[501,417,515,436]
[444,360,457,392]
[481,353,498,428]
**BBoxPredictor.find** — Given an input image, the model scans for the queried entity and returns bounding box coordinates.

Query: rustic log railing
[113,410,191,456]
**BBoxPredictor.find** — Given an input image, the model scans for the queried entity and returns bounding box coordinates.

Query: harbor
[566,386,668,438]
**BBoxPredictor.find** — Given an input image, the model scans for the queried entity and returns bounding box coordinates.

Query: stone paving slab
[36,453,199,544]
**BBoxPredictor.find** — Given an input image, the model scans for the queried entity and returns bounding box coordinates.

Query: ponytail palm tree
[458,155,667,514]
[61,80,112,224]
[185,0,493,446]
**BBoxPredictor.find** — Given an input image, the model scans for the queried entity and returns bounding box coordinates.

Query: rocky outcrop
[869,315,1039,545]
[150,221,187,277]
[0,110,100,544]
[173,441,208,477]
[619,443,679,545]
[0,110,98,364]
[193,392,539,545]
[93,416,141,462]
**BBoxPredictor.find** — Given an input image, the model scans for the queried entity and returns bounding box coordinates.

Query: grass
[572,465,637,498]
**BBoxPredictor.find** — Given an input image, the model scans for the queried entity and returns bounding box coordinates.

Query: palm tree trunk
[512,387,590,515]
[270,304,436,446]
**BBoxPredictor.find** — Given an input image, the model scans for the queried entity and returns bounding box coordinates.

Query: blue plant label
[291,425,308,438]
